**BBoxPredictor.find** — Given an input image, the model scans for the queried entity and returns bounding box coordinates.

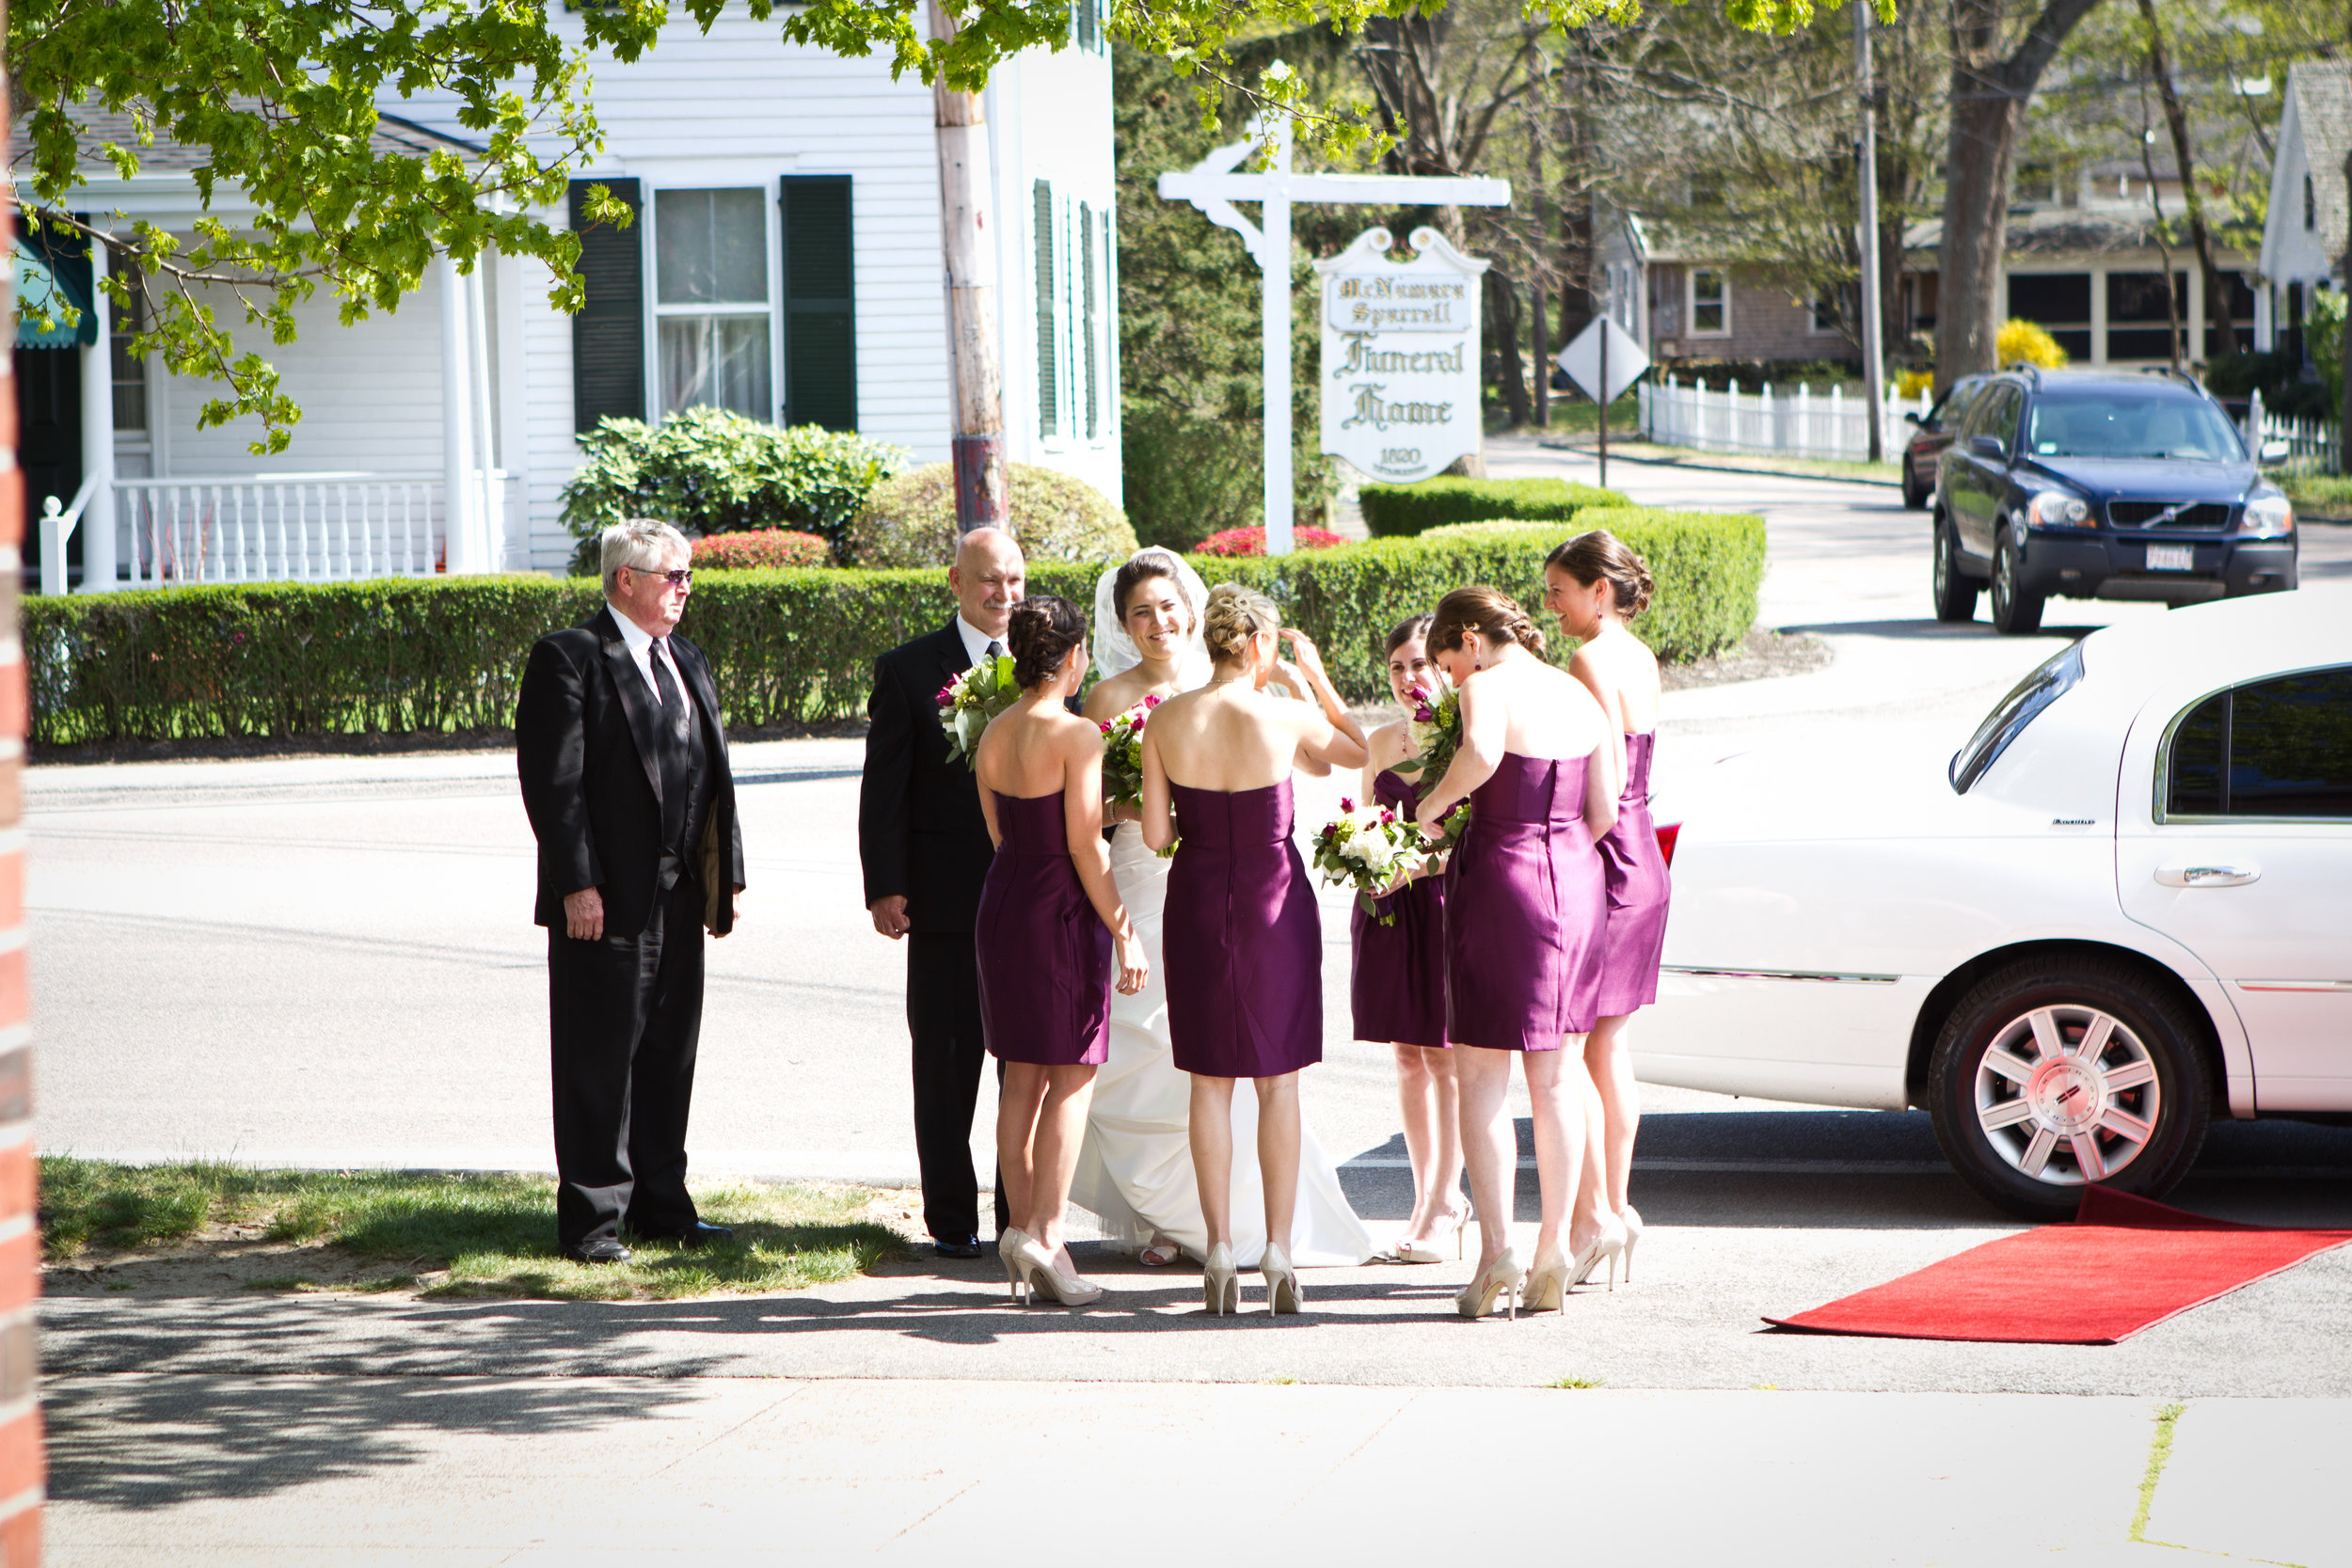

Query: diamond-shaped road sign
[1556,316,1651,404]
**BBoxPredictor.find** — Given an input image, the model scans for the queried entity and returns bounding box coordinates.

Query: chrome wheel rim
[1993,543,2014,615]
[1974,1005,2161,1185]
[1933,526,1951,599]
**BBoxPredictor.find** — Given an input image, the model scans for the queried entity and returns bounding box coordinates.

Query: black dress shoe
[561,1239,633,1264]
[933,1238,985,1259]
[665,1221,735,1251]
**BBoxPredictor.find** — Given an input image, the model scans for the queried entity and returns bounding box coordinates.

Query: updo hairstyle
[1384,611,1434,657]
[1545,530,1657,617]
[1428,586,1547,659]
[1114,548,1195,631]
[1007,594,1087,689]
[1201,581,1279,666]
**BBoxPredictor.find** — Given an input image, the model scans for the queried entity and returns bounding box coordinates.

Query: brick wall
[0,143,48,1564]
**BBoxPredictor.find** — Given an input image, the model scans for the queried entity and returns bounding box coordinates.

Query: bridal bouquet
[936,654,1021,766]
[1098,694,1160,809]
[1312,798,1432,925]
[1392,678,1461,787]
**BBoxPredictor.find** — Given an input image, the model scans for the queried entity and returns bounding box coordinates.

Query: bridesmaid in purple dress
[1547,532,1671,1285]
[974,595,1149,1308]
[1351,614,1467,1262]
[1141,583,1366,1315]
[1413,588,1622,1320]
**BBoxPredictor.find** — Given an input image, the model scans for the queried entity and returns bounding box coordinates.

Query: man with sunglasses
[518,518,746,1263]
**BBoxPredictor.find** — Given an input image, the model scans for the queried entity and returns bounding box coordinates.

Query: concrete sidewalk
[44,1375,2345,1565]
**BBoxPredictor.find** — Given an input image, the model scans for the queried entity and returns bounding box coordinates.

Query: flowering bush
[1098,694,1160,808]
[691,531,829,571]
[1191,525,1348,557]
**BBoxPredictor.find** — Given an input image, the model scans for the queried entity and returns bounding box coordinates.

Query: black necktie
[651,639,691,853]
[985,639,1005,661]
[650,639,689,744]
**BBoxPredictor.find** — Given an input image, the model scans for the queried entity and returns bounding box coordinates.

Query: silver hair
[600,518,691,591]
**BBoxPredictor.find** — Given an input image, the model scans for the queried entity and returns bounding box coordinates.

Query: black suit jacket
[517,606,746,940]
[858,619,994,934]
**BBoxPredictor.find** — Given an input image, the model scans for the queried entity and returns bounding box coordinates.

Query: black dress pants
[548,877,706,1248]
[907,931,1010,1243]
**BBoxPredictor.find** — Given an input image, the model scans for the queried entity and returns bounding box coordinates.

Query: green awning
[14,244,96,349]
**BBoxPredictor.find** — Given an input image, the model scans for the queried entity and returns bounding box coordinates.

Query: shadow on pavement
[1778,617,2101,644]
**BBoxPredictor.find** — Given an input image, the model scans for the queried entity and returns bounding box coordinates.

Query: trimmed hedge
[1358,477,1629,538]
[24,512,1762,743]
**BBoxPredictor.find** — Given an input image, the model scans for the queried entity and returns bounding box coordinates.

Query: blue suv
[1931,367,2300,633]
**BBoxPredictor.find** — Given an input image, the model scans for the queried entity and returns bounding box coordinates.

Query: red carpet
[1766,1188,2352,1345]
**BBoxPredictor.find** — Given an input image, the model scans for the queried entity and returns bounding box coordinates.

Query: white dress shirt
[956,615,1005,670]
[612,606,694,725]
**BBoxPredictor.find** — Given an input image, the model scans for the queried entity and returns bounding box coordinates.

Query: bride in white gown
[1068,548,1374,1269]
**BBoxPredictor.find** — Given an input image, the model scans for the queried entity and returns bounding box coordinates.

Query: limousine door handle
[2154,863,2262,888]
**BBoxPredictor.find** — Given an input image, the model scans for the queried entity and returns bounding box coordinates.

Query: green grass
[1546,1376,1606,1389]
[2130,1402,2186,1543]
[38,1158,912,1302]
[1521,395,1642,436]
[2282,473,2352,517]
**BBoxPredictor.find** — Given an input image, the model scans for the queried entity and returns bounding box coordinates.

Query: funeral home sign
[1315,227,1488,483]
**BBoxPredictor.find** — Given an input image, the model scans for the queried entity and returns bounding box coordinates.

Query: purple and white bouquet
[1312,797,1432,925]
[1098,693,1161,809]
[936,653,1021,766]
[1392,677,1461,788]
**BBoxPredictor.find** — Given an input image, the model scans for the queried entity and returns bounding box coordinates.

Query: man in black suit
[858,527,1025,1258]
[517,518,747,1263]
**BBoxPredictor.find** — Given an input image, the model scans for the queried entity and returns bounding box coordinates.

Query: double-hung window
[655,187,773,420]
[1689,268,1730,336]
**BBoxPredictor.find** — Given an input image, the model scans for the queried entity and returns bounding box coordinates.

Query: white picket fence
[2243,390,2341,477]
[1639,374,1931,462]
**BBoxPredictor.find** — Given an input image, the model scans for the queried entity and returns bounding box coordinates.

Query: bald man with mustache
[857,528,1025,1258]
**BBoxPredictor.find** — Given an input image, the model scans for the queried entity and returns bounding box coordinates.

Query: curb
[1535,439,1904,490]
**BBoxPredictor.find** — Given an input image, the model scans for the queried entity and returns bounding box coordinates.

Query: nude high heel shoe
[1261,1243,1302,1315]
[1202,1243,1240,1315]
[1568,1216,1629,1291]
[1521,1245,1570,1313]
[1619,1206,1644,1283]
[997,1227,1031,1305]
[1455,1248,1524,1321]
[1013,1237,1104,1307]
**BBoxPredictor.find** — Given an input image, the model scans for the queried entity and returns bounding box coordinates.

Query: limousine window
[1951,643,2084,794]
[2167,665,2352,819]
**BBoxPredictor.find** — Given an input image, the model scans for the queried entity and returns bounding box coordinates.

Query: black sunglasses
[628,566,692,588]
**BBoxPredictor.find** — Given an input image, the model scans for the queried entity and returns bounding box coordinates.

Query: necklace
[1201,675,1251,690]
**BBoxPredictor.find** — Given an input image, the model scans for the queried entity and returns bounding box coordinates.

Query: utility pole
[931,0,1007,532]
[1855,0,1887,463]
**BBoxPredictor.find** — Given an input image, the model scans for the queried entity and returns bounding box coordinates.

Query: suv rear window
[2166,666,2352,818]
[2025,390,2244,462]
[1951,643,2085,794]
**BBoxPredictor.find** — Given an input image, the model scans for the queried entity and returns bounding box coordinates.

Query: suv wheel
[1926,958,2211,1222]
[1990,533,2044,634]
[1931,515,1979,623]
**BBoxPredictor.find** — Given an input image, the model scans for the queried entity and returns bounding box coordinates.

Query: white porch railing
[104,470,508,588]
[1639,374,1931,462]
[2243,391,2341,478]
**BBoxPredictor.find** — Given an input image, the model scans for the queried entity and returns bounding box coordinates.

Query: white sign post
[1314,227,1487,483]
[1158,98,1509,553]
[1555,316,1651,490]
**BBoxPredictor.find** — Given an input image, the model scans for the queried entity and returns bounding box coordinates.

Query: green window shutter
[781,175,857,431]
[569,178,644,434]
[1081,202,1099,441]
[1035,180,1058,437]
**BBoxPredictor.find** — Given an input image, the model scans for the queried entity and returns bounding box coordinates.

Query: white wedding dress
[1068,551,1374,1269]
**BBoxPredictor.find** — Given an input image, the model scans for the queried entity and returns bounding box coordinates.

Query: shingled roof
[39,106,483,176]
[2288,59,2352,272]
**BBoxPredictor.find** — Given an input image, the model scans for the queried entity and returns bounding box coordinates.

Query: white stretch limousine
[1638,588,2352,1218]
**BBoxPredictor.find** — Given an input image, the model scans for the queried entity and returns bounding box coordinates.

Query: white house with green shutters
[22,6,1119,590]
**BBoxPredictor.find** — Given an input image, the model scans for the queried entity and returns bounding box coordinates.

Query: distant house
[1591,200,1857,369]
[18,7,1118,589]
[2256,58,2352,364]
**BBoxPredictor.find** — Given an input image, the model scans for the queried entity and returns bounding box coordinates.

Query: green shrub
[1358,477,1629,538]
[24,513,1761,743]
[845,462,1138,568]
[559,409,908,565]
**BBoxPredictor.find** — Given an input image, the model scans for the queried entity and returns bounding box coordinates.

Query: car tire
[1902,467,1929,510]
[1931,515,1979,623]
[1990,533,2044,635]
[1926,957,2212,1222]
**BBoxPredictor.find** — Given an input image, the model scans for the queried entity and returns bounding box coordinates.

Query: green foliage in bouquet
[937,653,1022,765]
[560,409,907,568]
[1357,478,1629,539]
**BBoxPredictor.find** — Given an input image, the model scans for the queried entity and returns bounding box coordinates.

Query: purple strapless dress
[1164,779,1323,1079]
[1594,732,1671,1017]
[1444,752,1606,1051]
[975,790,1111,1066]
[1350,769,1449,1049]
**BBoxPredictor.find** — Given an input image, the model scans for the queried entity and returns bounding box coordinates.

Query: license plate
[2147,545,2193,571]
